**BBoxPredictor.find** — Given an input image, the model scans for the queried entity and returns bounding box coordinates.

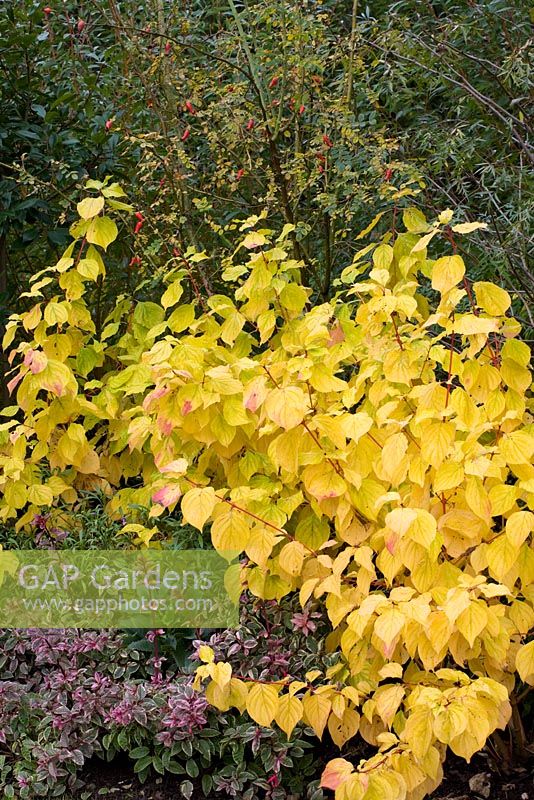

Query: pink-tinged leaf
[181,400,193,415]
[158,418,173,436]
[383,641,396,659]
[7,371,25,395]
[143,386,170,411]
[320,759,353,790]
[327,323,345,348]
[385,531,399,555]
[24,349,48,374]
[152,484,182,508]
[242,231,266,249]
[244,390,260,412]
[159,459,188,474]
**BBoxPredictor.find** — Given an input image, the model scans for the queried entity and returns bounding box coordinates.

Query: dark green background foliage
[1,0,532,381]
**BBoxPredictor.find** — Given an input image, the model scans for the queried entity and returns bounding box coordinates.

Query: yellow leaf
[280,283,308,312]
[516,641,534,685]
[454,315,498,336]
[228,678,249,712]
[505,511,534,548]
[167,304,195,332]
[421,422,454,467]
[210,661,232,689]
[77,196,105,219]
[375,685,405,729]
[380,433,408,484]
[456,601,488,648]
[374,608,405,648]
[341,412,373,442]
[451,221,488,234]
[242,231,267,249]
[403,207,428,233]
[434,462,464,492]
[473,282,511,316]
[411,230,437,253]
[205,679,231,711]
[486,534,519,581]
[499,430,534,466]
[438,209,454,225]
[302,692,332,739]
[161,280,184,309]
[246,683,280,727]
[302,462,347,500]
[356,211,385,239]
[383,349,412,384]
[431,255,465,294]
[211,508,251,554]
[401,707,434,760]
[489,484,518,517]
[86,216,118,250]
[278,540,306,576]
[198,645,214,663]
[328,707,360,747]
[320,758,354,790]
[181,487,216,530]
[246,527,279,567]
[4,482,27,509]
[275,693,303,739]
[265,386,308,430]
[27,484,54,506]
[44,302,69,327]
[77,258,100,281]
[373,244,394,270]
[433,703,468,744]
[464,476,491,521]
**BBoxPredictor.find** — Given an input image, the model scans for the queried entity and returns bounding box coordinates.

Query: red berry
[245,118,255,131]
[384,168,393,182]
[135,211,144,222]
[181,129,190,142]
[129,256,141,267]
[134,221,143,235]
[268,76,279,89]
[105,119,113,131]
[164,42,171,54]
[298,104,305,115]
[44,6,52,15]
[185,100,195,114]
[77,19,85,32]
[318,165,324,174]
[236,168,245,180]
[322,134,333,148]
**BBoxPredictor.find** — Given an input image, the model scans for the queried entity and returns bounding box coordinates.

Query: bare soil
[77,751,533,800]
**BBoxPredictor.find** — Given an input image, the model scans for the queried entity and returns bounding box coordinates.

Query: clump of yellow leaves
[1,186,533,800]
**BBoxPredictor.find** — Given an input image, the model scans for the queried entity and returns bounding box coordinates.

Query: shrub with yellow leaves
[1,183,533,800]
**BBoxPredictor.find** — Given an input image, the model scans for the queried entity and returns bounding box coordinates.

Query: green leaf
[134,755,153,773]
[129,746,150,759]
[185,758,199,778]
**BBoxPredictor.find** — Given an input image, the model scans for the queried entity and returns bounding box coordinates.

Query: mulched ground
[77,750,533,800]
